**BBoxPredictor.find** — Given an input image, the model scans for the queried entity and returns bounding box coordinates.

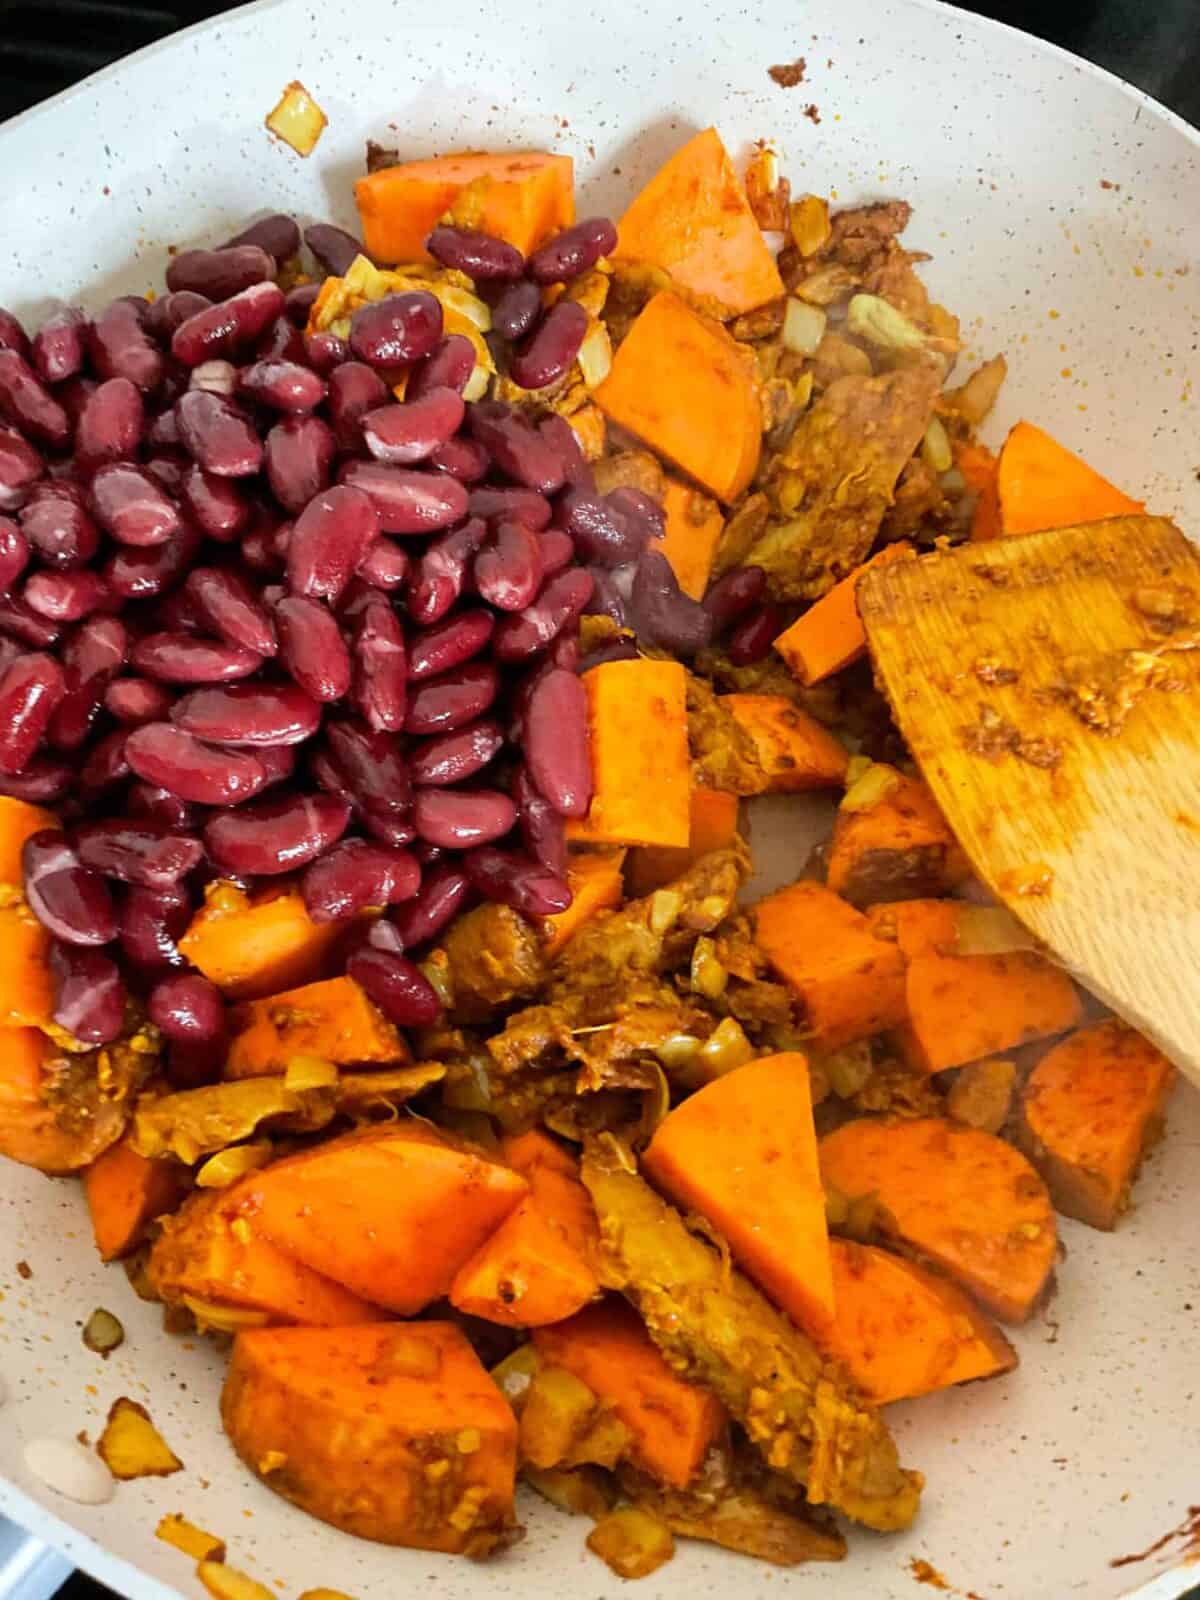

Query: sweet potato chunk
[722,694,848,792]
[773,543,914,685]
[84,1137,185,1261]
[0,909,52,1029]
[0,797,55,888]
[826,768,968,906]
[996,419,1142,537]
[895,950,1081,1074]
[221,1323,518,1553]
[540,850,626,959]
[626,788,740,897]
[567,659,690,848]
[658,477,725,601]
[178,883,341,1001]
[0,1025,125,1173]
[225,976,407,1079]
[1017,1020,1175,1230]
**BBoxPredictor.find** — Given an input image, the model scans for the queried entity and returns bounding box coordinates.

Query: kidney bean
[464,845,571,916]
[0,517,29,592]
[512,763,567,876]
[147,971,225,1042]
[255,743,296,789]
[142,455,182,498]
[126,721,267,805]
[468,485,553,531]
[144,291,212,343]
[490,279,542,342]
[467,402,564,494]
[408,609,494,682]
[275,594,351,702]
[0,350,71,448]
[74,817,203,889]
[23,569,108,624]
[492,566,594,662]
[701,564,767,631]
[129,632,263,684]
[226,213,301,261]
[425,225,524,280]
[0,653,65,773]
[0,755,72,804]
[286,483,379,605]
[78,728,132,797]
[583,562,630,625]
[362,389,465,467]
[284,283,321,326]
[86,300,164,392]
[0,429,43,512]
[404,519,485,628]
[0,310,30,360]
[302,838,420,923]
[103,522,203,600]
[408,340,475,409]
[172,681,321,746]
[205,790,350,876]
[188,359,238,396]
[105,677,173,725]
[45,615,126,750]
[174,467,243,543]
[474,519,543,612]
[117,881,191,971]
[264,414,336,513]
[309,745,356,809]
[172,281,287,367]
[362,802,419,849]
[528,216,618,284]
[146,406,182,451]
[255,316,307,365]
[355,536,408,591]
[32,306,86,385]
[578,638,639,673]
[405,660,498,737]
[304,222,363,277]
[54,378,97,433]
[166,245,274,300]
[327,362,388,451]
[304,332,349,375]
[127,781,201,828]
[239,359,326,415]
[547,629,581,673]
[239,523,282,575]
[0,594,61,647]
[607,485,666,542]
[89,463,182,547]
[50,942,125,1043]
[410,717,504,788]
[345,945,439,1025]
[534,527,573,580]
[185,565,277,656]
[630,549,714,656]
[537,412,592,488]
[510,299,588,390]
[325,720,411,815]
[23,830,116,945]
[349,292,443,368]
[727,602,783,665]
[351,595,407,732]
[410,840,443,868]
[335,576,379,623]
[176,390,263,477]
[558,487,646,567]
[21,481,99,569]
[524,666,592,818]
[339,460,469,537]
[71,378,144,476]
[428,435,489,482]
[389,862,470,950]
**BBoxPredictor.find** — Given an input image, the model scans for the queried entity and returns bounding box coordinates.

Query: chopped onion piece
[264,81,327,158]
[782,297,827,357]
[953,904,1038,956]
[846,293,927,353]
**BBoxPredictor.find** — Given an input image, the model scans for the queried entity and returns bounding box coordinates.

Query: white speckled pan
[2,1,1199,1596]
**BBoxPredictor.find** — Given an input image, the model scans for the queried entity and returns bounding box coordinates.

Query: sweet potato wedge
[225,976,407,1079]
[626,787,740,897]
[0,1026,126,1173]
[819,1117,1057,1323]
[657,477,725,601]
[0,908,52,1029]
[178,882,341,1002]
[1016,1019,1176,1230]
[566,659,690,848]
[955,440,1002,542]
[721,694,848,792]
[221,1322,518,1553]
[84,1137,185,1262]
[773,544,914,686]
[826,767,969,907]
[895,950,1081,1074]
[996,419,1142,537]
[540,850,626,959]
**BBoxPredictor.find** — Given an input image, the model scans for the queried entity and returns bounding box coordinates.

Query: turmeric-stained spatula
[858,514,1200,1083]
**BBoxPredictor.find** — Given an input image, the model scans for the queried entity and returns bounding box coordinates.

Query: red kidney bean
[547,627,581,673]
[86,300,164,392]
[144,291,212,342]
[176,465,244,542]
[327,362,388,451]
[254,315,307,364]
[188,359,238,396]
[205,791,350,876]
[389,862,470,949]
[355,535,408,591]
[255,743,296,789]
[408,609,494,682]
[23,830,116,945]
[166,245,274,300]
[524,667,592,818]
[78,728,131,798]
[0,653,65,773]
[74,818,203,888]
[512,763,567,876]
[0,594,61,647]
[164,1035,225,1089]
[176,390,263,477]
[362,388,465,467]
[302,838,420,923]
[146,406,182,451]
[405,660,498,736]
[464,845,571,916]
[50,942,125,1043]
[335,576,379,622]
[104,522,203,600]
[0,517,29,592]
[537,526,574,578]
[148,970,226,1042]
[468,402,564,494]
[287,483,379,603]
[105,677,173,725]
[630,549,714,656]
[265,413,336,513]
[304,332,349,375]
[284,283,321,326]
[239,523,283,575]
[474,519,543,612]
[345,945,440,1025]
[425,225,524,280]
[0,755,72,804]
[46,615,126,750]
[226,213,301,261]
[490,279,542,342]
[578,638,639,672]
[0,350,71,448]
[117,881,191,971]
[492,566,594,661]
[410,717,504,787]
[351,595,407,732]
[185,565,277,656]
[0,429,43,512]
[23,569,109,623]
[339,459,469,538]
[151,581,204,627]
[406,518,486,627]
[89,463,182,547]
[510,300,588,390]
[130,632,263,684]
[32,306,86,385]
[172,281,286,367]
[559,487,648,566]
[468,485,552,530]
[55,376,97,430]
[583,563,630,625]
[74,377,145,474]
[126,721,268,804]
[304,223,363,277]
[0,310,30,360]
[172,681,321,746]
[409,337,477,405]
[325,720,411,815]
[349,292,443,367]
[275,594,351,702]
[538,412,593,488]
[410,840,443,868]
[364,803,419,852]
[239,359,326,414]
[127,783,200,830]
[143,455,184,497]
[607,485,666,542]
[701,564,768,630]
[727,602,783,665]
[527,217,618,284]
[20,481,99,569]
[429,435,489,482]
[310,746,356,810]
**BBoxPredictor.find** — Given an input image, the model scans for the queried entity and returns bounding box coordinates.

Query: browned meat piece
[880,454,950,545]
[364,140,399,174]
[592,450,666,498]
[710,492,771,581]
[826,200,913,268]
[435,903,546,1022]
[692,648,845,727]
[687,676,772,795]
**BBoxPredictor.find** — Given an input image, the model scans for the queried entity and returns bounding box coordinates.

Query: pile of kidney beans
[0,209,774,1068]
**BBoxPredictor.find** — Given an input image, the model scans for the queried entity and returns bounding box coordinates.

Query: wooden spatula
[858,514,1200,1082]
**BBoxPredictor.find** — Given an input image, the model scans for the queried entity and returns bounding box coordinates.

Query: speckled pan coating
[1,1,1199,1597]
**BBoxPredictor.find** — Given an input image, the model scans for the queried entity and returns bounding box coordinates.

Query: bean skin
[288,484,380,604]
[362,389,465,466]
[180,465,249,541]
[492,566,594,662]
[276,594,352,703]
[126,722,269,805]
[327,362,389,452]
[186,565,277,656]
[727,602,783,665]
[166,245,274,300]
[0,351,71,449]
[409,717,505,787]
[0,756,73,804]
[338,460,469,537]
[302,838,420,923]
[490,279,542,341]
[171,681,322,746]
[467,402,564,495]
[0,653,65,773]
[412,787,515,848]
[524,667,592,818]
[225,213,301,261]
[425,226,524,281]
[23,829,116,946]
[345,946,440,1025]
[176,391,263,477]
[171,281,286,367]
[103,523,204,601]
[325,719,411,816]
[355,536,408,591]
[23,569,110,624]
[239,359,327,413]
[0,430,43,513]
[351,595,407,733]
[204,791,351,876]
[468,485,552,531]
[538,413,593,488]
[86,300,164,393]
[89,463,182,547]
[462,845,572,916]
[388,863,471,949]
[513,763,567,876]
[74,818,204,888]
[408,609,494,681]
[78,728,133,796]
[149,971,226,1043]
[117,882,190,971]
[407,518,487,626]
[264,414,336,513]
[130,632,264,684]
[304,223,363,277]
[32,305,86,385]
[405,661,498,736]
[473,519,543,612]
[126,783,201,830]
[630,548,714,656]
[701,565,768,631]
[20,481,98,569]
[75,378,144,473]
[407,334,476,400]
[510,300,588,390]
[527,217,619,284]
[50,942,125,1044]
[349,292,443,367]
[104,677,173,725]
[429,436,490,482]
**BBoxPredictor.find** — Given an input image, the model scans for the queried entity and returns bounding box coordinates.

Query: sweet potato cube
[896,951,1081,1074]
[0,797,56,888]
[626,787,740,897]
[225,976,407,1079]
[178,883,341,1002]
[773,544,915,685]
[826,768,968,907]
[657,477,725,601]
[722,694,848,792]
[84,1137,185,1261]
[0,909,52,1028]
[540,850,626,959]
[567,659,689,848]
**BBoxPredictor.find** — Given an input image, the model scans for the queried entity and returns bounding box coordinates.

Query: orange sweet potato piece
[773,544,915,686]
[996,420,1142,537]
[540,850,626,959]
[595,291,761,504]
[954,441,1002,542]
[826,768,969,907]
[567,659,689,848]
[84,1138,185,1261]
[865,897,961,959]
[626,787,740,897]
[614,128,784,315]
[823,1239,1016,1404]
[657,478,725,601]
[895,950,1081,1074]
[1016,1019,1176,1230]
[225,976,407,1079]
[355,150,574,265]
[0,908,52,1028]
[221,1322,518,1553]
[178,882,341,1001]
[232,1123,528,1314]
[0,797,55,888]
[819,1117,1057,1323]
[0,1026,129,1173]
[534,1298,725,1488]
[644,1053,834,1332]
[722,693,848,792]
[754,882,907,1048]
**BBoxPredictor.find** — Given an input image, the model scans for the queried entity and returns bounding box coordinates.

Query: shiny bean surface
[204,791,350,875]
[74,818,203,888]
[264,414,336,513]
[276,594,352,702]
[409,717,504,787]
[172,681,322,746]
[287,484,379,603]
[345,946,440,1025]
[126,721,269,804]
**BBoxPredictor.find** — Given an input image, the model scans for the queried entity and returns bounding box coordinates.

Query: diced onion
[181,1296,270,1334]
[264,81,327,158]
[577,319,613,389]
[782,297,827,357]
[789,194,832,258]
[921,416,953,475]
[953,905,1037,956]
[696,1017,754,1076]
[195,1141,274,1189]
[846,293,926,353]
[840,761,902,813]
